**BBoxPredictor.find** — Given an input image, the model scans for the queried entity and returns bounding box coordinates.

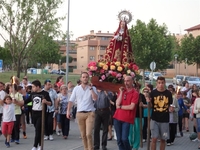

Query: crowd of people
[0,74,200,150]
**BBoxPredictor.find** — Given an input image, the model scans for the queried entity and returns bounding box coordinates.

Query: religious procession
[0,1,200,150]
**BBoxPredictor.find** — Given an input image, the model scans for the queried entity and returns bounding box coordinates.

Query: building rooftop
[185,24,200,31]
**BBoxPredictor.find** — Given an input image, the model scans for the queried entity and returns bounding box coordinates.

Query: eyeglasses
[143,90,149,93]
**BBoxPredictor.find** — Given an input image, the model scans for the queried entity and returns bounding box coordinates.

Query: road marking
[69,145,83,150]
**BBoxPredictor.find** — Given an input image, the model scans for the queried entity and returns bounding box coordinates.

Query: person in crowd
[0,96,18,148]
[193,93,200,149]
[9,84,24,144]
[43,79,57,141]
[182,91,191,132]
[55,85,70,139]
[24,80,51,150]
[146,76,173,150]
[18,85,27,139]
[0,81,6,135]
[25,84,33,124]
[181,81,192,100]
[93,90,112,150]
[142,87,150,143]
[113,76,139,150]
[129,83,145,150]
[107,92,117,141]
[67,81,74,95]
[178,90,189,137]
[52,83,61,134]
[56,76,64,89]
[20,76,29,90]
[72,80,82,120]
[166,91,179,146]
[191,90,199,134]
[67,72,98,150]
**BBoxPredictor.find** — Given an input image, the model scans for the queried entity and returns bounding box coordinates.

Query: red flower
[132,64,139,71]
[111,72,117,77]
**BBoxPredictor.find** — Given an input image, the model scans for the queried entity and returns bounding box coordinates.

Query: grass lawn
[0,71,80,85]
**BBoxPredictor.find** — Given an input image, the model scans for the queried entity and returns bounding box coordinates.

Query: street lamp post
[185,58,188,75]
[66,0,70,84]
[59,59,61,71]
[174,54,178,77]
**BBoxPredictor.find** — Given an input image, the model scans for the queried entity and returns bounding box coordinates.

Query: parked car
[181,75,190,86]
[187,76,200,87]
[172,75,184,85]
[50,70,66,75]
[149,72,163,81]
[144,71,150,80]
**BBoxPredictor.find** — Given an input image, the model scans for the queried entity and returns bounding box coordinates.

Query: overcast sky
[0,0,200,45]
[58,0,200,39]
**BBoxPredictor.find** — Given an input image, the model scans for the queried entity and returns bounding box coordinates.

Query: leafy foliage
[129,19,174,70]
[0,0,65,77]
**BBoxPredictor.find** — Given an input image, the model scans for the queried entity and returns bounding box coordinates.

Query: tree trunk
[16,59,21,78]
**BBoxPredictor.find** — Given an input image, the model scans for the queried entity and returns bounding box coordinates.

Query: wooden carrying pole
[41,103,45,150]
[139,95,143,148]
[147,102,151,150]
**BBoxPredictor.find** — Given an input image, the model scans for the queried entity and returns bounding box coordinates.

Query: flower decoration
[87,61,141,83]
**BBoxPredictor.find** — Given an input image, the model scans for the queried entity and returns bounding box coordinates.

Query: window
[73,58,77,62]
[101,37,109,40]
[100,46,107,50]
[90,56,95,60]
[69,50,77,54]
[89,46,95,50]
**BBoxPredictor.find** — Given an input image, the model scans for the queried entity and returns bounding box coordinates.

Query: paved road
[0,119,199,150]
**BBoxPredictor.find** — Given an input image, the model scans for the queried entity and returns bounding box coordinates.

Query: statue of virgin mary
[103,20,134,64]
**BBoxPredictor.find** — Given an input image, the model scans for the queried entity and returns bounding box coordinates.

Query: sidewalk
[0,120,199,150]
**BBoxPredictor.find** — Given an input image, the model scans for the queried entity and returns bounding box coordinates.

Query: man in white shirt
[67,72,98,150]
[0,81,6,135]
[181,81,192,99]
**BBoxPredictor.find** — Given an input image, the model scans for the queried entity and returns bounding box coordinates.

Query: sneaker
[15,140,20,144]
[167,143,171,146]
[5,142,10,148]
[10,139,14,142]
[49,135,54,141]
[180,132,183,137]
[53,130,56,134]
[192,138,198,142]
[0,130,2,135]
[57,130,61,136]
[171,142,174,145]
[31,147,37,150]
[142,139,146,143]
[44,135,49,140]
[37,146,41,150]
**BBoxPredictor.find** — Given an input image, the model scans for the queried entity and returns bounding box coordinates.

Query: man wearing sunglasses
[113,76,139,150]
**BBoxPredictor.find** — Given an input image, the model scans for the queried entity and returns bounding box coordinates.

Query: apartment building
[73,30,114,74]
[166,24,200,77]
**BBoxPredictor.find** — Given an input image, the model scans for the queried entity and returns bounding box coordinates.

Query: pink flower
[100,69,105,74]
[111,72,117,77]
[88,71,92,75]
[130,72,135,77]
[101,75,106,80]
[108,70,113,74]
[116,73,122,78]
[132,64,139,71]
[90,66,97,71]
[118,77,121,81]
[88,61,97,68]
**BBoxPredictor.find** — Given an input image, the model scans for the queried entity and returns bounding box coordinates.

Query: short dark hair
[183,91,187,96]
[17,85,23,91]
[147,84,153,91]
[32,80,41,88]
[0,81,5,86]
[157,76,165,82]
[44,79,51,85]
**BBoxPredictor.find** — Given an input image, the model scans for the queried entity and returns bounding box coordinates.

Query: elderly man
[113,76,139,150]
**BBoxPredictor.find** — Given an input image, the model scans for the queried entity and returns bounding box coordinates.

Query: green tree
[0,46,12,68]
[61,55,73,64]
[129,19,174,71]
[0,0,65,77]
[180,34,200,75]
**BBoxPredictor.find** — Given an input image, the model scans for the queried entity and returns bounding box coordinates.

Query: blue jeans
[114,119,131,150]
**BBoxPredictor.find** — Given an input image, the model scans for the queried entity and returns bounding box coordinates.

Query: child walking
[0,95,22,148]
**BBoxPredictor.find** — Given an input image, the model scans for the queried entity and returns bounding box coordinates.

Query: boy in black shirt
[146,77,173,150]
[24,80,51,150]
